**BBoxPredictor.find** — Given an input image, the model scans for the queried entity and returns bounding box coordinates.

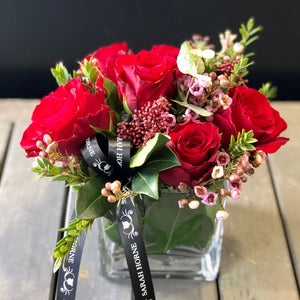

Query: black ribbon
[117,196,155,300]
[55,211,86,300]
[58,134,155,300]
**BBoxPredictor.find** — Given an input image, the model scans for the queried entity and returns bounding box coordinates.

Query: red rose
[214,86,289,153]
[159,118,221,187]
[84,43,129,84]
[20,78,111,157]
[116,45,179,112]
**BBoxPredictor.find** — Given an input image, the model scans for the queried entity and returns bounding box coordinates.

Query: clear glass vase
[98,189,224,281]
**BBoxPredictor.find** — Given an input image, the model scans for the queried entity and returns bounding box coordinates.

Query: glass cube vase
[98,189,225,281]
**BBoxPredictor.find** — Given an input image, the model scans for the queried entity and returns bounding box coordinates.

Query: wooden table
[0,99,299,300]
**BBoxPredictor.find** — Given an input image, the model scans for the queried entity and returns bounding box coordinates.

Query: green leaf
[52,175,70,182]
[51,62,72,86]
[90,125,116,138]
[131,145,180,200]
[122,94,132,115]
[51,167,61,176]
[247,18,254,30]
[53,257,63,273]
[130,133,170,168]
[241,144,256,151]
[76,177,115,219]
[103,77,123,115]
[37,158,44,168]
[132,167,159,199]
[141,190,220,253]
[172,99,212,117]
[102,218,122,246]
[259,82,278,100]
[246,36,260,46]
[145,145,181,172]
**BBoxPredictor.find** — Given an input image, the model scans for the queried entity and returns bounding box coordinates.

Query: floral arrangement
[20,18,288,271]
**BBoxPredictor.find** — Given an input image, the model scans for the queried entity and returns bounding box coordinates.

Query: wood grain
[219,162,299,299]
[269,102,300,285]
[0,122,12,176]
[0,103,66,299]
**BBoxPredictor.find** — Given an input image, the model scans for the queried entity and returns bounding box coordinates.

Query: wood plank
[218,162,299,299]
[0,119,66,300]
[0,99,39,122]
[269,102,300,285]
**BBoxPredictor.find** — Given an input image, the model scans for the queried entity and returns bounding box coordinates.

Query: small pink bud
[188,200,200,209]
[216,209,229,220]
[229,174,240,182]
[43,134,52,145]
[220,79,230,88]
[39,151,47,157]
[105,182,112,190]
[178,182,188,191]
[107,195,117,203]
[216,152,230,166]
[178,198,189,208]
[220,188,229,197]
[36,140,44,150]
[46,142,58,154]
[101,188,110,197]
[230,189,241,199]
[233,42,244,54]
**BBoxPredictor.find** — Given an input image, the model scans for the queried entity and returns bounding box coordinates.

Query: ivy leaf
[131,146,180,199]
[130,133,170,168]
[145,145,181,172]
[76,177,115,219]
[132,167,159,199]
[172,99,212,117]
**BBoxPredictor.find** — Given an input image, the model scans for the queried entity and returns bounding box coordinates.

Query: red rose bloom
[84,43,129,84]
[116,44,179,112]
[214,86,289,153]
[20,78,111,157]
[159,118,221,187]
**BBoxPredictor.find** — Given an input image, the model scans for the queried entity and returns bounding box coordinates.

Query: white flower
[202,49,215,59]
[211,166,224,179]
[216,209,229,220]
[194,74,212,88]
[188,200,200,209]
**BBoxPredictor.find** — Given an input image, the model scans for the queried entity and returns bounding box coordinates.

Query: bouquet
[20,18,288,286]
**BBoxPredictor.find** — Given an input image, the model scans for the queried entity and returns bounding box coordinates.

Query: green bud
[69,229,78,237]
[60,245,68,253]
[54,251,64,259]
[81,220,89,227]
[76,223,82,231]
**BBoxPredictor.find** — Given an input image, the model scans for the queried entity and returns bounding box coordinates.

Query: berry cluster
[117,97,173,148]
